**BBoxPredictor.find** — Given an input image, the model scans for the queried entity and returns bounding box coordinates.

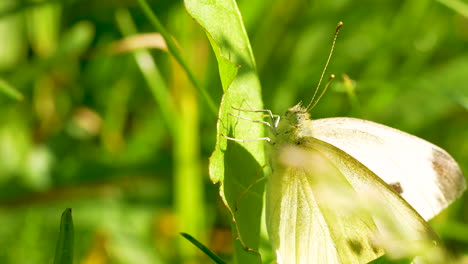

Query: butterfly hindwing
[267,136,437,264]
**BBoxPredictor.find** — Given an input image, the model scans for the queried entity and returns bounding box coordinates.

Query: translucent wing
[266,137,437,264]
[304,117,466,220]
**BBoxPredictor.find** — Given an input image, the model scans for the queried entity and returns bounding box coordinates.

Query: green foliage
[0,0,466,263]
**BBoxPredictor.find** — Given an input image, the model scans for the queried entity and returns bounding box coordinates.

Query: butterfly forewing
[306,117,466,220]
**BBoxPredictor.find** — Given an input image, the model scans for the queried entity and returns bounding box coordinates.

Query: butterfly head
[283,103,311,125]
[272,103,310,143]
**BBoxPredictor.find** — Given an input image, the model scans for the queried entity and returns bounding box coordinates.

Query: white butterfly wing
[267,137,437,264]
[303,117,465,220]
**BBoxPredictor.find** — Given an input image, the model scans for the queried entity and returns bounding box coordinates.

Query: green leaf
[53,208,74,264]
[367,255,412,264]
[185,0,265,263]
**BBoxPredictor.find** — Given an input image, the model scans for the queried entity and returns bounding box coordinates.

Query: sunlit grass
[0,0,466,263]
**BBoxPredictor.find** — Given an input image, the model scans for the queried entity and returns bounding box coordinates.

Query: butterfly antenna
[305,21,343,111]
[309,74,335,110]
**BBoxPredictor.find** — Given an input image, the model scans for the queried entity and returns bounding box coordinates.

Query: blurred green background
[0,0,467,263]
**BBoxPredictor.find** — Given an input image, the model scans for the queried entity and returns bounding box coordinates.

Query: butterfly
[263,102,465,263]
[225,22,466,263]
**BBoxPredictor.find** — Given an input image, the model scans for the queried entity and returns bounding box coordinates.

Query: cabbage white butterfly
[225,22,466,263]
[264,102,464,263]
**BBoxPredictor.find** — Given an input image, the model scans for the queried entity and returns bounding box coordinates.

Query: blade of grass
[26,0,61,57]
[0,78,23,101]
[0,0,72,19]
[115,8,178,135]
[0,0,27,71]
[436,0,468,19]
[53,208,74,264]
[136,0,217,117]
[180,233,226,264]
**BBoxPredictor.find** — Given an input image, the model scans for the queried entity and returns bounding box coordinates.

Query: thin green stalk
[115,9,178,135]
[136,0,218,117]
[0,78,23,101]
[170,9,206,261]
[174,81,205,260]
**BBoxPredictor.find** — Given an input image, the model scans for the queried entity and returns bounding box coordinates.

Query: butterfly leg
[221,134,272,144]
[228,113,272,128]
[262,114,281,127]
[231,106,281,128]
[231,105,274,115]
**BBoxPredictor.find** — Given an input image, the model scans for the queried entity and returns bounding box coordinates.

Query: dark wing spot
[389,182,403,194]
[347,239,363,255]
[431,148,466,202]
[295,139,304,145]
[371,241,381,254]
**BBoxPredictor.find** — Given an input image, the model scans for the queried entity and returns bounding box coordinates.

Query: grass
[0,0,466,263]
